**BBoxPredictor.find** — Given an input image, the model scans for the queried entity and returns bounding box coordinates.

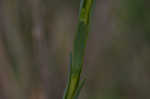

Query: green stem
[63,0,95,99]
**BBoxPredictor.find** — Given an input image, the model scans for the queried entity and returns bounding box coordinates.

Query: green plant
[63,0,95,99]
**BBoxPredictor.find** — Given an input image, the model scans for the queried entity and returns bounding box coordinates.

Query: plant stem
[63,0,95,99]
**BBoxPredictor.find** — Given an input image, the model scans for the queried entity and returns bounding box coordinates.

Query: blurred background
[0,0,150,99]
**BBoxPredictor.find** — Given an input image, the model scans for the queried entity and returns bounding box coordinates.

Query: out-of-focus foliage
[0,0,150,99]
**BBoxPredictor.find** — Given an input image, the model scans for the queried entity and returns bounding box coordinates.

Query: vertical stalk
[63,0,95,99]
